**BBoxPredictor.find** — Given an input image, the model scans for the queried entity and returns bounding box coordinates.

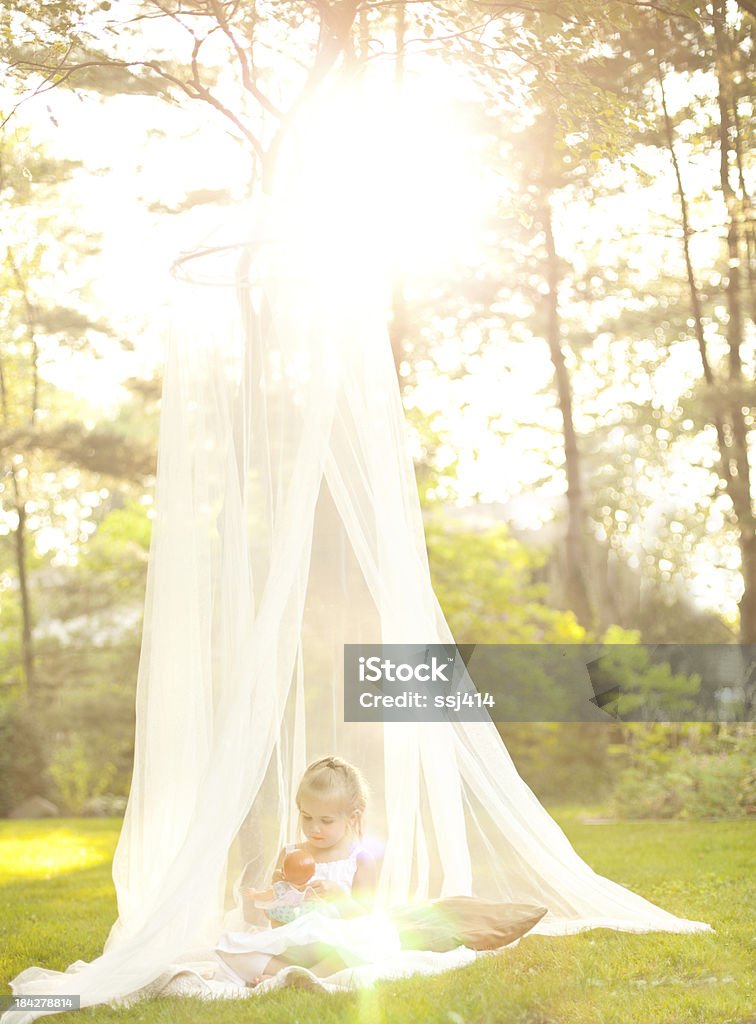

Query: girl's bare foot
[245,973,276,988]
[246,966,323,990]
[279,966,324,989]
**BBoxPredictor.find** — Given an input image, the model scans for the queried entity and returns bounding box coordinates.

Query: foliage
[612,748,754,820]
[611,723,756,820]
[0,699,49,816]
[426,514,585,644]
[502,722,614,803]
[426,513,606,801]
[0,126,157,703]
[1,0,753,642]
[46,735,121,815]
[1,0,753,825]
[0,127,154,812]
[586,625,703,721]
[423,516,750,808]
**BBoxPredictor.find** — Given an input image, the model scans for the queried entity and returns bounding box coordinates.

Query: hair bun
[297,756,369,837]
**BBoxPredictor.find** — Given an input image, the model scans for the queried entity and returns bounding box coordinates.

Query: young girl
[271,755,376,917]
[217,755,378,986]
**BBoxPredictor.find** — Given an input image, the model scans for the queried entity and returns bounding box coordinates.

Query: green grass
[1,809,753,1024]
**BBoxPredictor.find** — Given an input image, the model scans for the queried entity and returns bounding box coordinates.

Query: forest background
[0,0,754,823]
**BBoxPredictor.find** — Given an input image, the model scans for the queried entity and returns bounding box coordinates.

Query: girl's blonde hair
[296,756,369,837]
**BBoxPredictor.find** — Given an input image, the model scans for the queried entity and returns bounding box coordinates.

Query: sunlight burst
[273,63,493,282]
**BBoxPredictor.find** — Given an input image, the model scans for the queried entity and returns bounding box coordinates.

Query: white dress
[292,842,363,895]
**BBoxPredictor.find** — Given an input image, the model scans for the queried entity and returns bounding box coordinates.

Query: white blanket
[134,910,487,1003]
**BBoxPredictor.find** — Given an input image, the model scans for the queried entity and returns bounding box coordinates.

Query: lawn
[1,809,753,1024]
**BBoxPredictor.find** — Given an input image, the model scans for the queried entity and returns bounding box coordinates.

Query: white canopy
[4,197,712,1023]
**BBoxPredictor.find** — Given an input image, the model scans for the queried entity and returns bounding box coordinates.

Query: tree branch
[207,0,283,118]
[7,55,265,160]
[262,0,360,191]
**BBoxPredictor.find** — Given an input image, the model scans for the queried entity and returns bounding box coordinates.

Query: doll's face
[298,796,356,851]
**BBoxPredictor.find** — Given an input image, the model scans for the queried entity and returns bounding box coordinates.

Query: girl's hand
[305,879,344,899]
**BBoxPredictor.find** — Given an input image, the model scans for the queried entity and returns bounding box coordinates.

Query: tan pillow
[389,896,548,952]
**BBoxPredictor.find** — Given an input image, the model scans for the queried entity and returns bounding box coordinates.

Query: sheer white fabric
[3,198,712,1023]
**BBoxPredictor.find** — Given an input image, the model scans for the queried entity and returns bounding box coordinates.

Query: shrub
[47,735,119,815]
[611,748,753,820]
[500,723,613,804]
[0,700,49,816]
[737,767,756,815]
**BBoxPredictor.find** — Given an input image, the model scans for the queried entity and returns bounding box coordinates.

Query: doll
[245,849,338,926]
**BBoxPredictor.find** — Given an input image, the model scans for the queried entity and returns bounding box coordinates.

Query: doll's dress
[259,880,317,925]
[260,880,339,925]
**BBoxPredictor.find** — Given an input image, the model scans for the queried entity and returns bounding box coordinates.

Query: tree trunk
[0,390,35,699]
[713,0,756,643]
[262,0,360,193]
[731,92,756,321]
[388,2,406,379]
[1,252,37,699]
[657,62,736,505]
[10,473,35,697]
[541,194,594,630]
